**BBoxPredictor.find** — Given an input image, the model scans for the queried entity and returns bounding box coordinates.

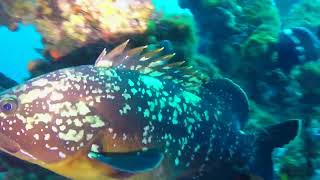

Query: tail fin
[253,120,300,180]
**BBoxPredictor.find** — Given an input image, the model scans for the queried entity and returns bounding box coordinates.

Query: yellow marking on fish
[58,129,85,142]
[32,79,49,87]
[0,113,6,118]
[83,115,105,128]
[74,118,83,127]
[19,89,42,104]
[76,101,91,116]
[49,102,70,114]
[50,91,64,101]
[26,113,52,130]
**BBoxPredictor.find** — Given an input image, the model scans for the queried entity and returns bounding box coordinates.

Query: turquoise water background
[0,0,188,83]
[0,24,43,83]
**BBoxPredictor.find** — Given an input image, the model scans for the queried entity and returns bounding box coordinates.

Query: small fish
[49,50,62,61]
[0,41,299,180]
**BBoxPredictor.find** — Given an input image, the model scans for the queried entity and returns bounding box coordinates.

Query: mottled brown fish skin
[0,64,253,179]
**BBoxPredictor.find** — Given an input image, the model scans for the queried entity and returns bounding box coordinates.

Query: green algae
[147,13,198,60]
[291,61,320,95]
[284,0,320,31]
[240,0,281,60]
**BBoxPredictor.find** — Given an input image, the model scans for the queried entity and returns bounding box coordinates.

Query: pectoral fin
[88,149,164,173]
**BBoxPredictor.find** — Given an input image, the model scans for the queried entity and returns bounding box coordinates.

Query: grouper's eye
[0,97,18,114]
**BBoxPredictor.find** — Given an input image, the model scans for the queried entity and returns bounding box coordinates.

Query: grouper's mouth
[0,133,39,163]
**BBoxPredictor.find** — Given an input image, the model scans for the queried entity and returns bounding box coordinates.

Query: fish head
[0,85,56,164]
[0,67,107,165]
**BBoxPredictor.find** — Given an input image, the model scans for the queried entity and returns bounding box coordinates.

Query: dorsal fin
[95,40,130,67]
[94,40,208,91]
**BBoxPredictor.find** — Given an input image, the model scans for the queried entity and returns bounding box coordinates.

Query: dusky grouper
[0,41,299,180]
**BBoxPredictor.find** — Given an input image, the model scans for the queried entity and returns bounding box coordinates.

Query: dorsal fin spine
[94,40,208,91]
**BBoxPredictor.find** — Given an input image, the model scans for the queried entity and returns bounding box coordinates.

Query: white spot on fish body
[74,118,83,127]
[44,134,50,141]
[112,133,117,139]
[83,116,105,128]
[32,79,49,87]
[58,129,84,142]
[86,134,93,141]
[91,144,100,152]
[108,128,113,133]
[56,119,63,126]
[76,101,91,116]
[59,152,66,159]
[59,125,66,131]
[52,126,58,132]
[33,134,39,140]
[50,91,64,101]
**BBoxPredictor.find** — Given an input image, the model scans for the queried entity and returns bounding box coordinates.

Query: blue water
[0,23,43,83]
[152,0,190,15]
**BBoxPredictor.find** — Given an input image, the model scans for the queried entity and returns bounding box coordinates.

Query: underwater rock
[190,54,222,79]
[1,0,203,81]
[179,0,240,72]
[291,61,320,104]
[275,137,312,180]
[0,0,154,57]
[284,0,320,33]
[277,27,320,71]
[146,13,198,61]
[0,4,18,31]
[27,10,202,78]
[239,0,281,54]
[179,0,280,75]
[253,69,303,108]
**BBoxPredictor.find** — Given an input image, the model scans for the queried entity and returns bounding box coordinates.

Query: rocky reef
[284,0,320,32]
[0,0,154,58]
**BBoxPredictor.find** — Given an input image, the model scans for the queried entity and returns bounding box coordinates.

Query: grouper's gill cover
[0,40,299,180]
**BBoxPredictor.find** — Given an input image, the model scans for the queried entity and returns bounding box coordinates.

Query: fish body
[0,42,299,180]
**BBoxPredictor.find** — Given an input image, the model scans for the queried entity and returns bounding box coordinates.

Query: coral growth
[146,13,198,60]
[239,0,281,59]
[179,0,281,77]
[291,61,320,103]
[284,0,320,32]
[0,0,154,57]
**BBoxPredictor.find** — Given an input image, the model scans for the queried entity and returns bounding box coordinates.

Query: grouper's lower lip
[0,133,20,154]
